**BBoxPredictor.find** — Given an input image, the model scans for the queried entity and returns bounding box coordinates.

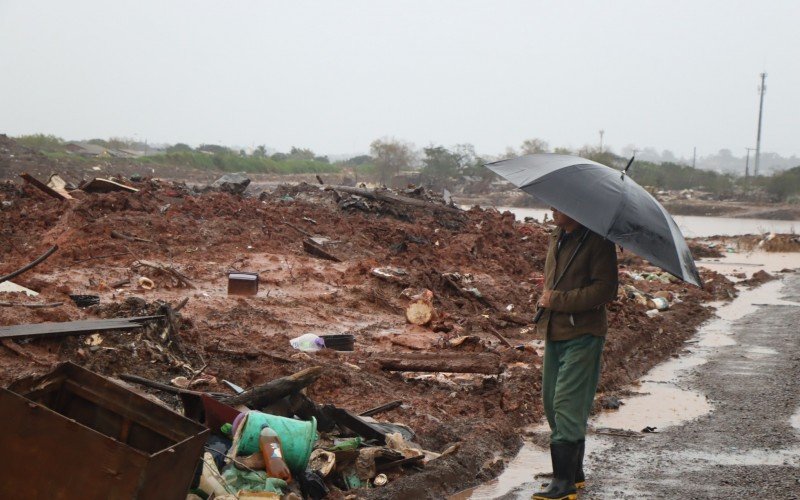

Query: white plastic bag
[289,333,325,352]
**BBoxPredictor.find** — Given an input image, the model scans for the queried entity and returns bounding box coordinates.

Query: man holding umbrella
[532,207,618,500]
[486,153,702,500]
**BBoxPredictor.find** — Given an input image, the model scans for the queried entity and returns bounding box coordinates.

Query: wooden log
[325,185,461,214]
[405,300,434,325]
[375,353,503,375]
[222,366,324,408]
[0,245,58,284]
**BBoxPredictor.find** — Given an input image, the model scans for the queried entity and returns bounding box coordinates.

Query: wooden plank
[80,178,139,193]
[0,316,163,340]
[325,405,387,444]
[19,173,69,200]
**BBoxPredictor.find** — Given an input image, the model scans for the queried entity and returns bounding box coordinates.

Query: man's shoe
[531,442,579,500]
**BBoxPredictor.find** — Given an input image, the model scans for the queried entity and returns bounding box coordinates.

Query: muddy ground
[580,273,800,499]
[0,135,744,498]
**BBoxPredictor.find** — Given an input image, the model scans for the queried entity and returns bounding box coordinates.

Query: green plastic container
[236,411,318,473]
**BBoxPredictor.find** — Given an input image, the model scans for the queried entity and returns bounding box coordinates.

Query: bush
[14,134,65,152]
[139,151,340,174]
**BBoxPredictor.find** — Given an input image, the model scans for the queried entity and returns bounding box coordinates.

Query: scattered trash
[373,473,389,486]
[600,395,623,410]
[232,411,317,473]
[69,294,100,308]
[290,333,325,352]
[138,276,155,289]
[228,272,259,296]
[309,449,336,477]
[371,266,409,284]
[320,334,355,351]
[0,280,42,299]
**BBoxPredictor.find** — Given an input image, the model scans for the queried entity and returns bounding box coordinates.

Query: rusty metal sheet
[0,362,208,499]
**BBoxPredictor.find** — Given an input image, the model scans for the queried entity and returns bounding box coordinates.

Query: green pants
[542,334,605,444]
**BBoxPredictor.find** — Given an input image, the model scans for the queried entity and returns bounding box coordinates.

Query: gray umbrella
[485,153,702,287]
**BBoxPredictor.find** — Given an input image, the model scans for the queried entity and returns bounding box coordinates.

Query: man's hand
[538,290,552,308]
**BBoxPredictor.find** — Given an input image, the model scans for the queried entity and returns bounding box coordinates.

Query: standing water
[496,207,797,238]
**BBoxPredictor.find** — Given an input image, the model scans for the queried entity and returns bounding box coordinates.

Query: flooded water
[451,252,800,500]
[498,207,798,238]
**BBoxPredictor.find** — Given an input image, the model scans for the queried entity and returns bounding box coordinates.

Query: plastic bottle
[289,333,325,352]
[259,426,292,482]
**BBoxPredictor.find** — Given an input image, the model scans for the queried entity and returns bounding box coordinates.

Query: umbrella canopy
[485,153,702,287]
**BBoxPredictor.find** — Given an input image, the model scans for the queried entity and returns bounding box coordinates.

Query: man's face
[551,207,575,228]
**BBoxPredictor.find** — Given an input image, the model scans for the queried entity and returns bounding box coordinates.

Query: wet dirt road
[581,273,800,498]
[481,272,800,500]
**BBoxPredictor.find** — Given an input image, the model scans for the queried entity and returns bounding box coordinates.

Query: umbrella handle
[532,307,545,324]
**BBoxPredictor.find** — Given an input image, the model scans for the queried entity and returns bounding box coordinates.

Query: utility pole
[754,72,767,176]
[744,147,755,179]
[599,130,605,152]
[692,147,697,169]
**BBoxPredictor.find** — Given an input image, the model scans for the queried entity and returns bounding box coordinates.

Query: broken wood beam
[374,352,503,375]
[325,185,461,214]
[485,324,512,347]
[19,173,69,200]
[111,230,152,243]
[0,245,58,284]
[0,301,63,309]
[323,405,387,443]
[302,238,342,262]
[360,400,403,418]
[222,366,324,408]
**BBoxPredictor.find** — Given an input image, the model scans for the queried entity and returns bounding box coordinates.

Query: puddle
[792,407,800,432]
[452,257,800,499]
[591,383,710,432]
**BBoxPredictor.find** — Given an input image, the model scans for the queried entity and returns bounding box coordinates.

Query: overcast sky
[1,1,797,158]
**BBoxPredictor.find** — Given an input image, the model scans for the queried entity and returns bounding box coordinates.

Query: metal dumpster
[0,362,208,499]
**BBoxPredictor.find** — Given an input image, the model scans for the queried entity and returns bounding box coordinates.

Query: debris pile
[0,172,738,498]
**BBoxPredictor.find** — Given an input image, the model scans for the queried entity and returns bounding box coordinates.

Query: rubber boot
[531,442,579,500]
[574,440,585,489]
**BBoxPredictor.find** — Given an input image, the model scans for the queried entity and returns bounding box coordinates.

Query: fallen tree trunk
[375,352,503,374]
[325,185,461,214]
[223,366,324,408]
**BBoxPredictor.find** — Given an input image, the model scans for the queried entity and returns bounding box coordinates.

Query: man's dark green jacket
[539,227,618,341]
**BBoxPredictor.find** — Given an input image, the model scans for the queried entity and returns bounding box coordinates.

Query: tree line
[12,133,800,202]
